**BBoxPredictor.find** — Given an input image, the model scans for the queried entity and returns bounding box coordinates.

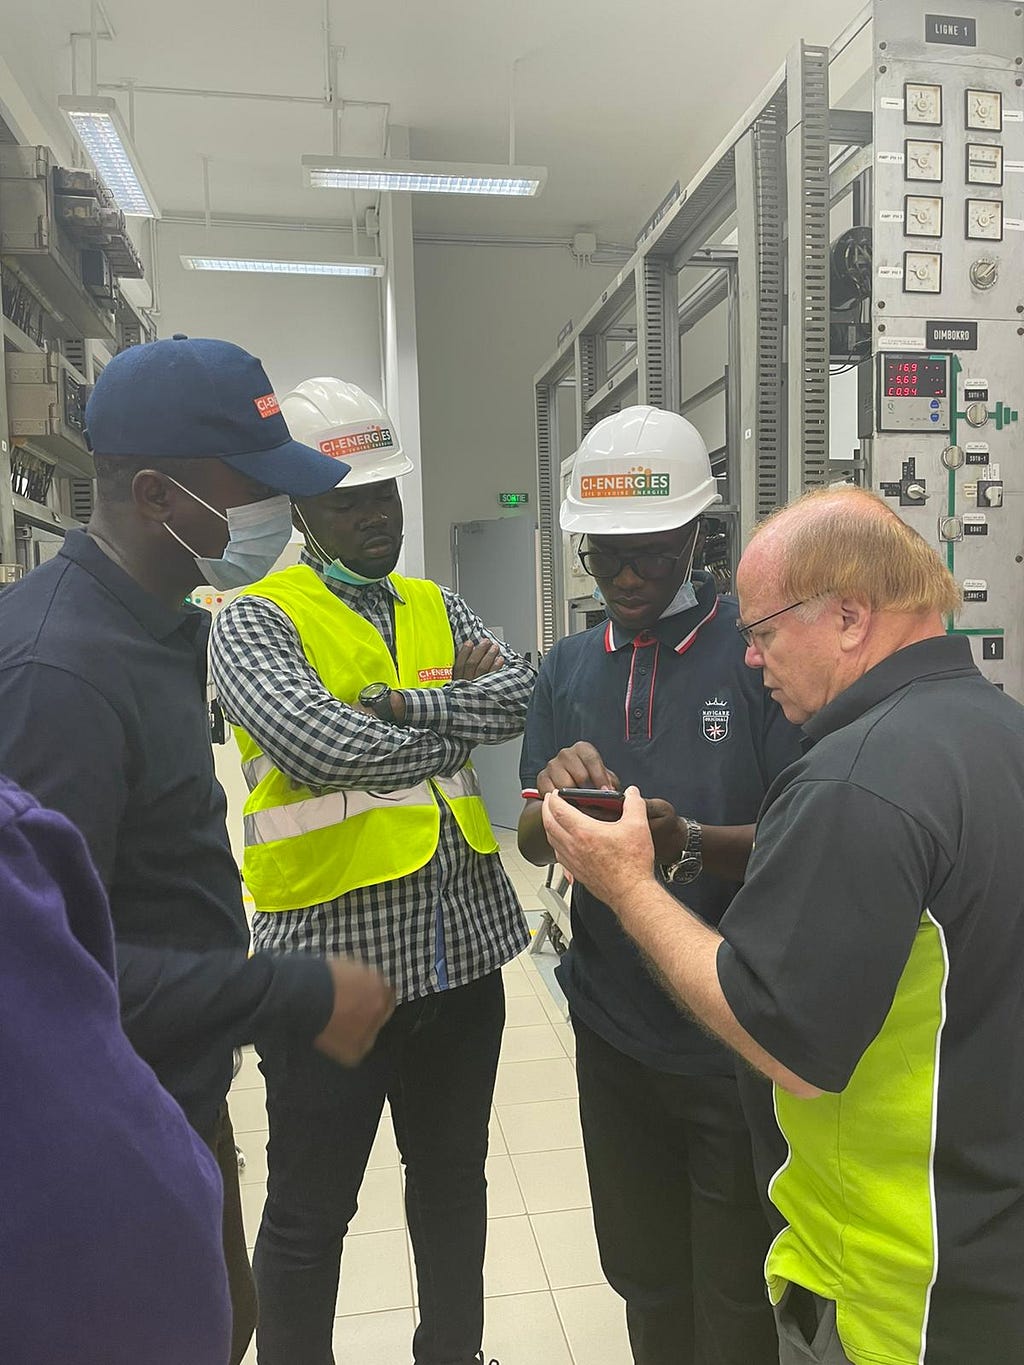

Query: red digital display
[883,356,947,399]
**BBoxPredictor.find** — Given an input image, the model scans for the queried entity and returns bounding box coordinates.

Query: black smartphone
[557,787,626,815]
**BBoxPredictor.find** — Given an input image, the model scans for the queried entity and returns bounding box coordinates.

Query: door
[451,514,538,829]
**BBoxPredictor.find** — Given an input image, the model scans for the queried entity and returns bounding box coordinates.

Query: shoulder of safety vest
[388,573,445,613]
[235,563,332,610]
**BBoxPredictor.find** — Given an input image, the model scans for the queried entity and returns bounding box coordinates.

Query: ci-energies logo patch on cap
[579,465,671,499]
[254,393,281,418]
[318,424,396,461]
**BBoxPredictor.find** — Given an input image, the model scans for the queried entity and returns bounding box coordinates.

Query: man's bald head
[742,486,961,620]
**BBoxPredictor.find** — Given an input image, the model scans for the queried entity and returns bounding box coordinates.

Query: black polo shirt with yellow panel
[520,571,801,1072]
[717,634,1024,1365]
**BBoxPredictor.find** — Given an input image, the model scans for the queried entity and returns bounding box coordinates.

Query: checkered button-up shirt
[209,556,531,1002]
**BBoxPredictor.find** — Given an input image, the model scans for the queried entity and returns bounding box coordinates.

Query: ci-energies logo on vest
[702,697,731,743]
[418,666,453,683]
[579,466,671,499]
[318,425,396,459]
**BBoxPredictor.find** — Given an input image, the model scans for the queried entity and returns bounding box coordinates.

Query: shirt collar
[300,549,404,605]
[604,570,718,653]
[802,634,980,745]
[60,530,204,643]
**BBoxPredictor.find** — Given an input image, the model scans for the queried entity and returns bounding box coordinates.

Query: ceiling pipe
[96,80,389,115]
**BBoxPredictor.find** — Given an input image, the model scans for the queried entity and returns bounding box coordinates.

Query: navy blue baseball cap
[84,335,350,497]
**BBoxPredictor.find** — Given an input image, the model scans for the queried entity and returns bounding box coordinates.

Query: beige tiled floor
[235,831,631,1364]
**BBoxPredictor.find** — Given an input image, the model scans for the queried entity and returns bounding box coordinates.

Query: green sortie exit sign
[498,492,529,507]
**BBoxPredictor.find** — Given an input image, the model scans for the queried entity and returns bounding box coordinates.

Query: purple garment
[0,774,230,1365]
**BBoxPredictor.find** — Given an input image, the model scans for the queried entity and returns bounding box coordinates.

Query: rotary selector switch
[970,258,999,290]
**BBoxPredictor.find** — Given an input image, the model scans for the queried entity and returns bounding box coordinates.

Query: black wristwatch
[358,681,394,721]
[662,818,703,886]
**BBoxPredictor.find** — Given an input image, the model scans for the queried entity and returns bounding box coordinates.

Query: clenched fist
[313,958,396,1066]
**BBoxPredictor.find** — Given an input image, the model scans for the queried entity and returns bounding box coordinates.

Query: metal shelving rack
[0,135,152,580]
[533,15,875,652]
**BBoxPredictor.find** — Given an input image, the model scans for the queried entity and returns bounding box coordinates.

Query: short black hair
[92,454,200,504]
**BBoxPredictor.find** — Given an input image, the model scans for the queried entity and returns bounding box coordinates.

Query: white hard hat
[560,405,721,535]
[280,378,414,489]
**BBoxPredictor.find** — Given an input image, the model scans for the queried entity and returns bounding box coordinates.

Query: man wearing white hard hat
[210,378,532,1365]
[518,406,800,1365]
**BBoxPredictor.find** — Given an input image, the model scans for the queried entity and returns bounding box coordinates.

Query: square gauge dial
[966,198,1003,240]
[904,194,943,237]
[966,89,1002,132]
[905,139,943,182]
[905,82,943,125]
[966,143,1004,186]
[903,251,943,293]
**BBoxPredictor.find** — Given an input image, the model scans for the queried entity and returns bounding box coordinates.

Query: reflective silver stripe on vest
[434,766,483,801]
[241,754,276,791]
[242,764,482,847]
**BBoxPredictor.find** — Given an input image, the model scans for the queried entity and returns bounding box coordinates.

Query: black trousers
[573,1016,778,1365]
[253,972,505,1365]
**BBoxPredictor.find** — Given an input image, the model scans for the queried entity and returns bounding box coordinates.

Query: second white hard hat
[560,405,721,535]
[280,378,414,489]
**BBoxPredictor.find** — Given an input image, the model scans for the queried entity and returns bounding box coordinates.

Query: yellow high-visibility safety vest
[232,565,498,912]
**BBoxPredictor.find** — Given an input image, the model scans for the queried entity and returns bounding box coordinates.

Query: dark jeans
[254,972,505,1365]
[206,1105,258,1365]
[573,1016,778,1365]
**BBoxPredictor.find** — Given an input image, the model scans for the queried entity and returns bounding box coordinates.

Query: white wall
[152,220,384,402]
[414,243,616,582]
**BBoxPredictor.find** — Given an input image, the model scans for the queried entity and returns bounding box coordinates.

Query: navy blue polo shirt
[0,531,333,1134]
[520,571,802,1074]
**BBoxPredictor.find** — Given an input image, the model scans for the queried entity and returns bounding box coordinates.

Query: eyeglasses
[735,600,808,648]
[578,543,692,583]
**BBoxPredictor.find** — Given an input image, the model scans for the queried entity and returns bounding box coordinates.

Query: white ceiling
[1,0,862,244]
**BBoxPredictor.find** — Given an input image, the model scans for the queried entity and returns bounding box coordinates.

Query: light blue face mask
[325,559,387,586]
[164,478,293,591]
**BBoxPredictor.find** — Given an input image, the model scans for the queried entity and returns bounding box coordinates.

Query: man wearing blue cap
[0,336,395,1365]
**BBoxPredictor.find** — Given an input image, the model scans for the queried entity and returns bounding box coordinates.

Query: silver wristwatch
[662,818,703,886]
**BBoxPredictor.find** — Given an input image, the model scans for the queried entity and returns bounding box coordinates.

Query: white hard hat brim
[331,453,415,489]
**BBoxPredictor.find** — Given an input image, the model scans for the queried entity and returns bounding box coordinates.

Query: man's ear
[131,470,177,525]
[837,596,871,652]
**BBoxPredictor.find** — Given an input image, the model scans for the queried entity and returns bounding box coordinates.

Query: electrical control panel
[871,0,1024,696]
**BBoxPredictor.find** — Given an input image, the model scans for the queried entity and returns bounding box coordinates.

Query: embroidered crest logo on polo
[702,697,732,743]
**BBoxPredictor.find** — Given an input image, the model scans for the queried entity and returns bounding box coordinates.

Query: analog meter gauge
[966,89,1002,132]
[903,250,943,293]
[905,139,944,181]
[966,143,1004,186]
[966,198,1003,241]
[905,194,944,237]
[905,82,943,125]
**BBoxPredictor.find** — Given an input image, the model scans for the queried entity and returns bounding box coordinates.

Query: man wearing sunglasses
[518,406,800,1365]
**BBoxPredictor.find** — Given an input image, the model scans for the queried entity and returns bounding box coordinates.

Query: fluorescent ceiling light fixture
[180,256,384,277]
[58,95,160,218]
[303,155,547,197]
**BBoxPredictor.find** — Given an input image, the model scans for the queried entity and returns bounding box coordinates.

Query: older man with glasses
[518,406,800,1365]
[542,485,1024,1365]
